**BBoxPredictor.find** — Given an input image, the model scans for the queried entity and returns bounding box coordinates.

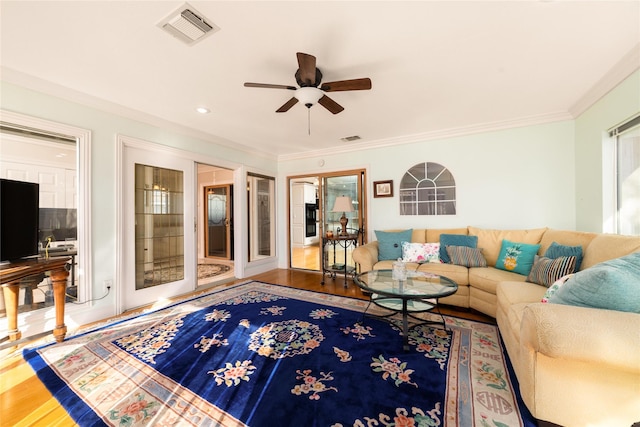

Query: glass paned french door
[135,164,184,290]
[122,141,195,311]
[205,184,232,259]
[289,169,366,271]
[248,174,275,261]
[321,173,364,274]
[323,175,362,238]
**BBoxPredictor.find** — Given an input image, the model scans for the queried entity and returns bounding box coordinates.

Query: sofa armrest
[520,303,640,373]
[352,242,379,272]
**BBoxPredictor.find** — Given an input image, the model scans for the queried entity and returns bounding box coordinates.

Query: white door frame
[118,135,197,311]
[0,109,93,336]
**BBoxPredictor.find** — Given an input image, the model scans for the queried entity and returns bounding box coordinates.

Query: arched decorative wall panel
[399,162,456,215]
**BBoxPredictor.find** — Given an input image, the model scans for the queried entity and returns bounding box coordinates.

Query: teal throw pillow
[495,239,541,276]
[547,253,640,313]
[439,234,477,264]
[375,229,413,261]
[544,242,583,271]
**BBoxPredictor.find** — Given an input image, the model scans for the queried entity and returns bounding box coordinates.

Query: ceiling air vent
[341,135,361,142]
[159,3,219,46]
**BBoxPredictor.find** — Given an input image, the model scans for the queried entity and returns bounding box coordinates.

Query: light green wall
[279,120,576,252]
[574,70,640,232]
[1,81,277,325]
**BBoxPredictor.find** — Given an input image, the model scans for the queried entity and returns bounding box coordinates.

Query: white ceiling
[1,1,639,160]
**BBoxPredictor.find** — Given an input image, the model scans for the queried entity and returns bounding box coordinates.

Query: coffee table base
[360,295,450,352]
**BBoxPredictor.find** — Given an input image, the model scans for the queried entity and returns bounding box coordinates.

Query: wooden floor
[0,269,493,426]
[291,245,320,270]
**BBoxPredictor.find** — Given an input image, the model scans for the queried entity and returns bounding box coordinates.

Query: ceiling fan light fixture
[294,87,323,108]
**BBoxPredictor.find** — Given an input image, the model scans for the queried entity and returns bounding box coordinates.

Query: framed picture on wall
[373,180,393,198]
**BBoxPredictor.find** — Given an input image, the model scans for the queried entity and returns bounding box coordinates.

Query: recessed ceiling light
[196,107,210,114]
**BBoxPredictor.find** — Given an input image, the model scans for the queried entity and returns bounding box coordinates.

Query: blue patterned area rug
[23,281,535,426]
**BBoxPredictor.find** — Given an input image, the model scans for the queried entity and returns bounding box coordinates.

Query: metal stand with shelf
[321,233,359,287]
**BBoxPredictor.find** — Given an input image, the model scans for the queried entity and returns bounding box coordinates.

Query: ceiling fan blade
[321,78,372,92]
[318,95,344,114]
[276,97,299,113]
[296,52,317,86]
[244,82,297,90]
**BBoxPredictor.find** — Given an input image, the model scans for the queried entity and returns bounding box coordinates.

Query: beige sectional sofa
[352,227,640,427]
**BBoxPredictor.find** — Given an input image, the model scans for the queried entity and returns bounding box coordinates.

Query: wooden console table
[1,257,70,343]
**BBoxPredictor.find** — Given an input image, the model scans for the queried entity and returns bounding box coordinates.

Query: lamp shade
[332,196,354,213]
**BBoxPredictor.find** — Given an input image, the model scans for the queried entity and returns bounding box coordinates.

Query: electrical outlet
[104,279,113,294]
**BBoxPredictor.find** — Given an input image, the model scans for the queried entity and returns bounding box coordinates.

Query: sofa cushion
[446,245,487,267]
[374,260,419,271]
[498,280,548,307]
[439,234,478,264]
[544,242,583,271]
[526,256,576,287]
[375,229,413,261]
[581,234,640,269]
[415,263,469,286]
[547,253,640,313]
[495,239,541,275]
[401,241,440,263]
[469,267,527,294]
[468,226,547,266]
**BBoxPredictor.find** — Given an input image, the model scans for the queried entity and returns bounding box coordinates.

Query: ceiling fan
[244,52,372,114]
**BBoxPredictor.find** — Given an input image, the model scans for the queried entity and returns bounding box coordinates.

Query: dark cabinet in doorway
[305,203,317,238]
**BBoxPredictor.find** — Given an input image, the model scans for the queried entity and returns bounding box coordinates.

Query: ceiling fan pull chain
[308,108,311,135]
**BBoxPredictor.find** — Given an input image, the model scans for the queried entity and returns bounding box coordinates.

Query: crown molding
[1,67,277,161]
[569,43,640,118]
[278,111,572,162]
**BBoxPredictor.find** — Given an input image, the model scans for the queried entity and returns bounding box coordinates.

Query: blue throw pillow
[547,253,640,313]
[544,241,583,271]
[495,239,541,276]
[375,229,413,261]
[439,234,477,264]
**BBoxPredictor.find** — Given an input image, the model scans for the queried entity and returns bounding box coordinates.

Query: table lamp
[332,196,354,236]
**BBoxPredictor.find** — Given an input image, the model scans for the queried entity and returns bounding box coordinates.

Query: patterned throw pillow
[495,239,541,275]
[527,256,577,287]
[446,245,487,267]
[401,242,441,263]
[541,274,574,303]
[439,234,478,264]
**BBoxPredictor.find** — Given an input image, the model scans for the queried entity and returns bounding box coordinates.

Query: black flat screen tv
[1,178,40,262]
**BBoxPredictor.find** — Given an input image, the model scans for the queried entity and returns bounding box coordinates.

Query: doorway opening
[288,170,367,273]
[197,164,234,287]
[0,116,88,322]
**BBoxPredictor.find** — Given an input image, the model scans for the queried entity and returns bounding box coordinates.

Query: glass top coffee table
[354,269,458,351]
